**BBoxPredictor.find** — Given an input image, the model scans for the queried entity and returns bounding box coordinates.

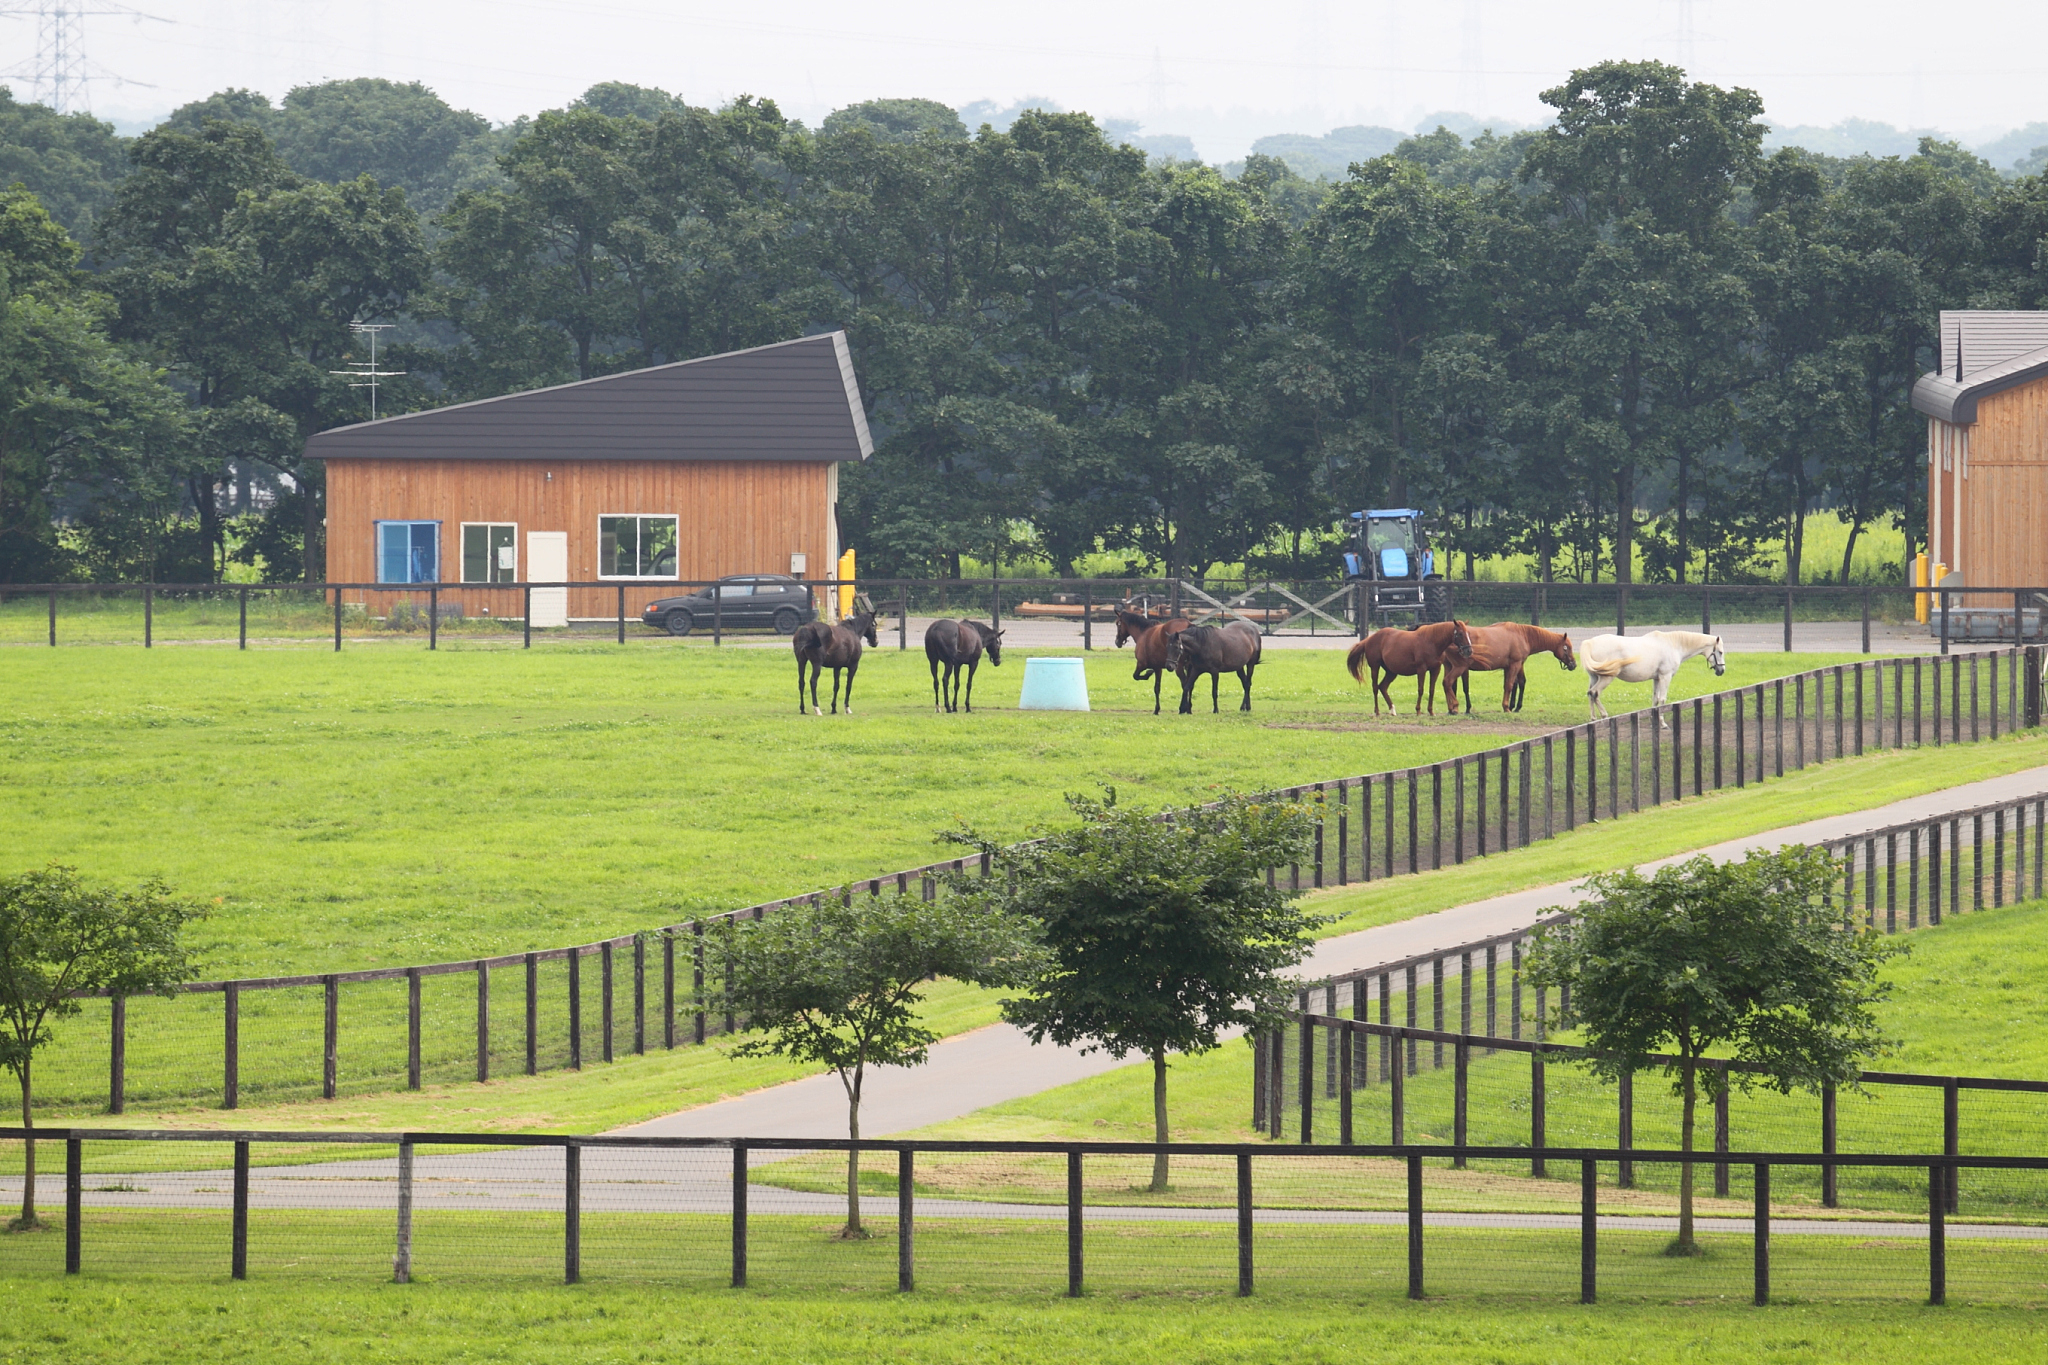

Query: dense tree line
[6,62,2048,586]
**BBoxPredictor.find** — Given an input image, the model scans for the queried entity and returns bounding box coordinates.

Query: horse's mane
[1652,629,1719,652]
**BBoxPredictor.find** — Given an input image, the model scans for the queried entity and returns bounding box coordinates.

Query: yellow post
[1914,552,1928,623]
[837,548,856,621]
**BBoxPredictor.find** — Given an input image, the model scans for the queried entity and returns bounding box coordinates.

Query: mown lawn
[0,643,1866,977]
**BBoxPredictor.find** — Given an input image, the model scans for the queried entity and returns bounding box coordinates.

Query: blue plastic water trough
[1016,656,1091,711]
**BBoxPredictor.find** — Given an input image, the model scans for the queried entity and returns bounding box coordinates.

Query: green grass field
[0,643,1875,977]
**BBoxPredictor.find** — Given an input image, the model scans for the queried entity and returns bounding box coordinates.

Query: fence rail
[7,577,2048,650]
[5,1125,2043,1305]
[35,645,2044,1118]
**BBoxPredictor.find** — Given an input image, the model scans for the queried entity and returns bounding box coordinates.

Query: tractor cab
[1343,509,1446,624]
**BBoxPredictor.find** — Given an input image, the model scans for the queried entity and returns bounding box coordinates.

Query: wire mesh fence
[2,1129,2041,1305]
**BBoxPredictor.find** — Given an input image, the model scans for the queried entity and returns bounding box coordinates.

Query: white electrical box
[789,552,808,577]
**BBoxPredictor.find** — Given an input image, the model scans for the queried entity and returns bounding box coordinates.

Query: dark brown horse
[793,606,880,715]
[925,618,1004,713]
[1443,622,1577,713]
[1345,621,1474,715]
[1164,619,1263,714]
[1114,605,1191,715]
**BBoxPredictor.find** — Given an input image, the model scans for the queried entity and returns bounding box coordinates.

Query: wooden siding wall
[1953,380,2048,587]
[325,458,835,621]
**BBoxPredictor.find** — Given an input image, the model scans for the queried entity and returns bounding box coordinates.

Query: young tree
[1522,848,1900,1254]
[724,893,1041,1238]
[0,866,201,1230]
[948,790,1321,1191]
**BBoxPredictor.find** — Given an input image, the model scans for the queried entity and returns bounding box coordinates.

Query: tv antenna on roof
[330,323,406,421]
[0,3,169,115]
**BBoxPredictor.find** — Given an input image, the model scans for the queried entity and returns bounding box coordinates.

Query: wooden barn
[1912,310,2048,588]
[309,331,872,624]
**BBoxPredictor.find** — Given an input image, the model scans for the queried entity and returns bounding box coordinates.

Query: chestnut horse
[793,606,880,715]
[1114,605,1191,715]
[1344,621,1475,715]
[1442,622,1577,713]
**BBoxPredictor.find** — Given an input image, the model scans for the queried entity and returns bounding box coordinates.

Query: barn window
[376,521,440,584]
[462,523,518,583]
[599,515,678,578]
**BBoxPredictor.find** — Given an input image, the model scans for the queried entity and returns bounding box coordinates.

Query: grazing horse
[1114,605,1191,715]
[1579,630,1726,724]
[1345,621,1474,715]
[1444,622,1578,713]
[792,606,880,715]
[925,618,1004,713]
[1165,619,1263,714]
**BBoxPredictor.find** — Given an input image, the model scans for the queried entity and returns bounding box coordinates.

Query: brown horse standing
[1442,622,1577,713]
[793,606,880,715]
[1165,619,1263,714]
[1345,621,1474,715]
[1114,605,1190,715]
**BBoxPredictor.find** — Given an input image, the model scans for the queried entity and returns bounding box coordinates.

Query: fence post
[1714,1068,1730,1198]
[662,931,676,1050]
[1390,1033,1405,1143]
[898,1148,915,1292]
[1821,1083,1838,1208]
[569,949,582,1070]
[429,585,439,650]
[1944,1081,1960,1213]
[1617,1070,1634,1189]
[1337,780,1349,885]
[475,960,490,1083]
[394,1140,414,1283]
[1067,1150,1084,1297]
[1406,1153,1425,1300]
[1251,1030,1267,1129]
[525,952,539,1074]
[1297,1014,1314,1144]
[223,981,238,1109]
[231,1139,249,1281]
[332,585,341,652]
[1783,587,1793,652]
[1453,1041,1469,1167]
[2029,646,2043,727]
[319,978,335,1105]
[1580,1158,1597,1305]
[238,587,248,650]
[523,586,531,648]
[109,996,125,1115]
[1339,1025,1354,1144]
[1753,1163,1771,1306]
[731,1145,748,1288]
[65,1136,81,1274]
[560,1143,581,1285]
[407,968,422,1090]
[1712,695,1724,790]
[1929,1164,1947,1306]
[1530,1049,1546,1178]
[1862,587,1871,653]
[634,935,646,1056]
[601,941,615,1064]
[1236,1151,1254,1296]
[48,588,57,647]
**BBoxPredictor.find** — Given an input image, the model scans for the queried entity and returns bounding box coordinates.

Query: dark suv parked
[640,576,819,636]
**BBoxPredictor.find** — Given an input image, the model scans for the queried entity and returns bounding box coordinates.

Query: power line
[0,2,168,113]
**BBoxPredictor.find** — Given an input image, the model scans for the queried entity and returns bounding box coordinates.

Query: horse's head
[850,608,879,647]
[1449,619,1474,660]
[1555,635,1578,672]
[984,626,1005,666]
[1164,625,1199,670]
[1113,603,1142,648]
[1707,635,1726,676]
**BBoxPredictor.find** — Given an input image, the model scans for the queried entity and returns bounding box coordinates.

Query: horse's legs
[798,655,810,715]
[1502,661,1522,712]
[1153,670,1164,715]
[1587,675,1608,720]
[1178,669,1196,714]
[1239,665,1254,711]
[1419,669,1433,716]
[963,659,977,713]
[1652,666,1672,726]
[844,660,859,713]
[808,660,823,716]
[930,656,942,711]
[1210,668,1220,714]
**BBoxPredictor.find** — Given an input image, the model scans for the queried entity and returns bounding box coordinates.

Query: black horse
[793,607,880,715]
[925,618,1005,713]
[1165,619,1263,714]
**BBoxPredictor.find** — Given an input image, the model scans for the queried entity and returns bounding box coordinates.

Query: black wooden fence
[38,646,2043,1117]
[9,1125,2040,1306]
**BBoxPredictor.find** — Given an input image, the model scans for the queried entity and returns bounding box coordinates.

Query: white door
[527,531,568,628]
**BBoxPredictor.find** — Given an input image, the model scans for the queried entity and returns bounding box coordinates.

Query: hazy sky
[14,0,2048,158]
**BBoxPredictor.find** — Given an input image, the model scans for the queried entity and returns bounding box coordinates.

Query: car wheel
[773,607,801,634]
[664,608,694,637]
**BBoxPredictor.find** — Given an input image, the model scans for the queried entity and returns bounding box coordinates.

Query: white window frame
[459,521,520,584]
[597,513,680,580]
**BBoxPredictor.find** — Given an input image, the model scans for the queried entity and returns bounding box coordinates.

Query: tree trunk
[1149,1046,1170,1192]
[16,1063,34,1228]
[1676,1059,1696,1253]
[844,1084,863,1237]
[1676,450,1691,584]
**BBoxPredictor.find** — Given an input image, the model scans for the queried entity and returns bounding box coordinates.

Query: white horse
[1579,630,1726,725]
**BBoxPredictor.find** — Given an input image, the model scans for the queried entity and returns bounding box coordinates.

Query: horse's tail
[1346,637,1372,684]
[1582,654,1634,678]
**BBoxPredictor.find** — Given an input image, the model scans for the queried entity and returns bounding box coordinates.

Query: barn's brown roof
[1912,311,2048,425]
[305,331,873,462]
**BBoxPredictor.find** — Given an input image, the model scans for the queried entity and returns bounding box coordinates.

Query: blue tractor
[1342,508,1450,626]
